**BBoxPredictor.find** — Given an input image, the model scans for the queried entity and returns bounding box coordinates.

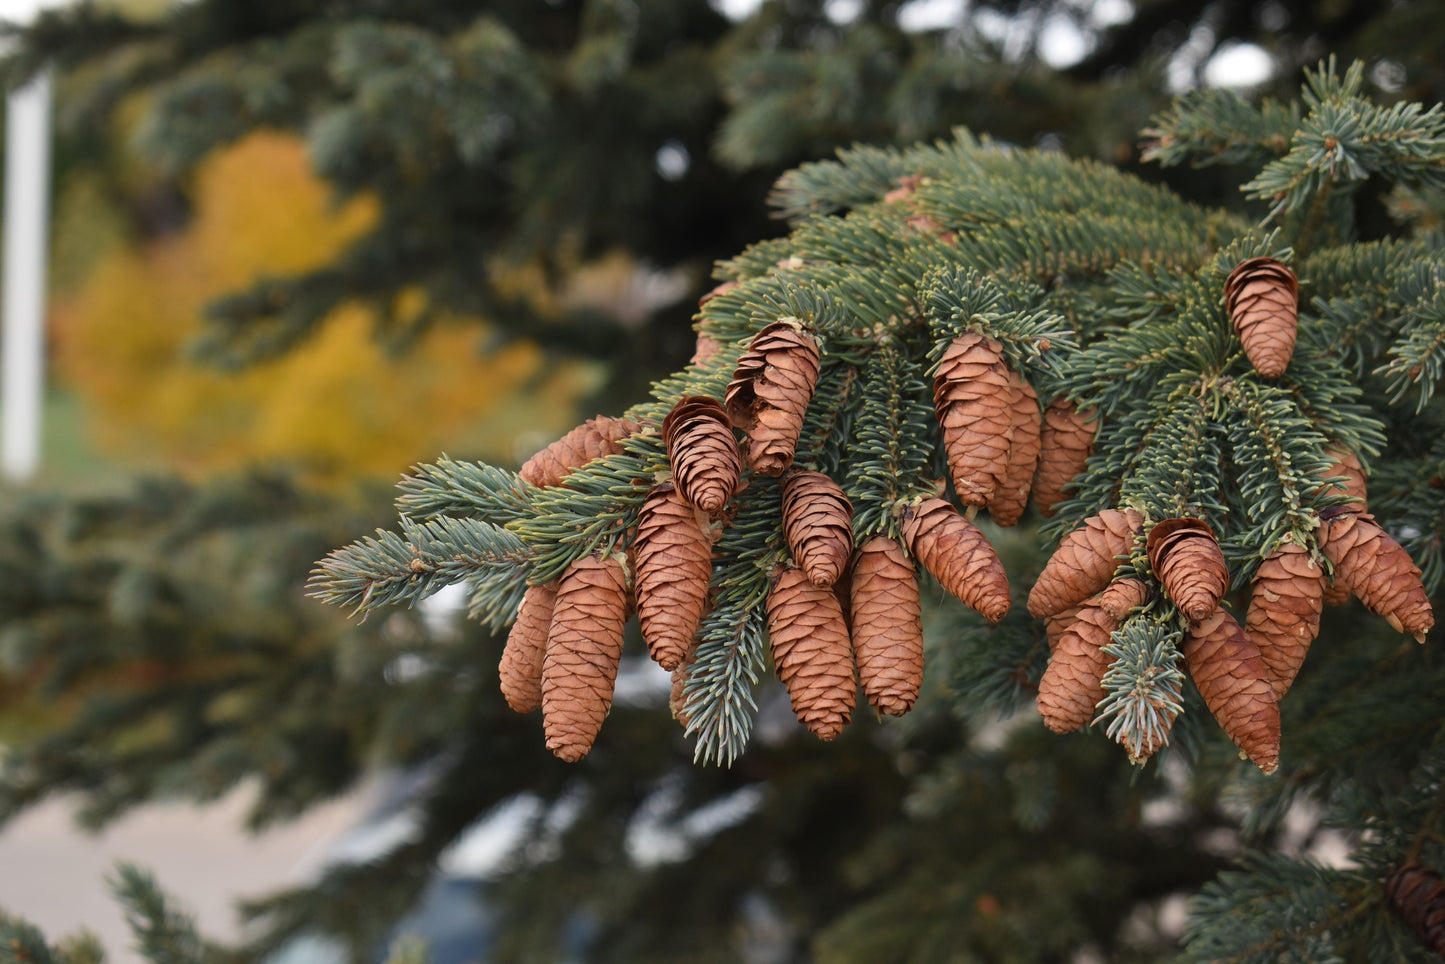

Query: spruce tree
[7,2,1445,962]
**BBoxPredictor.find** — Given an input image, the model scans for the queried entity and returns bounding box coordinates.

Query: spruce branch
[1095,613,1185,765]
[109,863,208,964]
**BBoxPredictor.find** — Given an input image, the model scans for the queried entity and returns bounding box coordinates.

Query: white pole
[2,66,53,484]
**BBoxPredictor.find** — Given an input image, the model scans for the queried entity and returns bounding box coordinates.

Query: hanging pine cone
[933,332,1015,506]
[1099,577,1151,621]
[1045,605,1082,653]
[1032,400,1097,517]
[988,369,1042,527]
[1322,446,1368,509]
[662,396,743,513]
[669,651,696,728]
[632,483,713,671]
[542,554,630,763]
[1184,608,1280,773]
[723,319,821,476]
[1245,542,1325,698]
[850,536,925,717]
[900,498,1011,622]
[1318,508,1434,641]
[520,415,642,488]
[1147,518,1229,622]
[1028,508,1144,618]
[781,471,853,588]
[1386,863,1445,957]
[1224,256,1298,379]
[499,581,558,714]
[1037,595,1118,734]
[766,567,856,741]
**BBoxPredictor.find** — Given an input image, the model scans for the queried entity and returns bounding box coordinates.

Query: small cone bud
[989,370,1042,527]
[1318,509,1434,641]
[781,471,853,588]
[520,415,642,488]
[850,536,925,716]
[1037,596,1118,734]
[499,581,558,714]
[1146,518,1229,622]
[1225,256,1298,379]
[1184,608,1280,773]
[1032,401,1097,517]
[542,555,630,763]
[663,396,742,513]
[1028,508,1144,618]
[900,498,1011,622]
[1244,543,1325,698]
[1045,605,1081,654]
[933,333,1014,506]
[723,320,821,476]
[1386,864,1445,957]
[1099,577,1151,621]
[633,483,712,671]
[767,567,855,741]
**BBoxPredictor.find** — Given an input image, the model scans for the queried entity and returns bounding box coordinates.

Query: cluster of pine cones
[495,257,1433,766]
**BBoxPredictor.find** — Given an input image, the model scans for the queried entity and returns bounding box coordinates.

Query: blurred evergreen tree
[4,3,1445,963]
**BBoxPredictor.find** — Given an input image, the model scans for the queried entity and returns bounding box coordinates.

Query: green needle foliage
[308,64,1445,958]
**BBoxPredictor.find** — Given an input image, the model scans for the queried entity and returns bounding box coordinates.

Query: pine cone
[1037,596,1118,734]
[1099,577,1151,621]
[1318,508,1434,641]
[1045,605,1081,653]
[767,567,856,741]
[542,554,630,763]
[1225,256,1298,379]
[900,498,1011,622]
[933,333,1014,506]
[1183,608,1280,773]
[1032,400,1097,517]
[1028,508,1144,618]
[662,396,742,513]
[520,415,642,488]
[499,581,558,714]
[691,334,724,366]
[1322,446,1368,509]
[883,174,923,203]
[782,471,853,588]
[669,651,696,727]
[1244,542,1325,698]
[850,536,925,716]
[633,483,712,671]
[1386,863,1445,957]
[988,369,1042,527]
[723,320,821,476]
[1147,518,1229,622]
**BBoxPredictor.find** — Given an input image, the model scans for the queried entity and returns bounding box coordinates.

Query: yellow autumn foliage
[54,130,594,483]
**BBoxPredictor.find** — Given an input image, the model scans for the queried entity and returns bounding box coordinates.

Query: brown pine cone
[989,370,1042,527]
[499,581,558,714]
[1147,518,1229,622]
[900,498,1011,622]
[669,650,697,727]
[1322,446,1368,509]
[1318,508,1434,641]
[933,333,1015,506]
[1099,577,1151,621]
[662,396,743,513]
[1224,256,1298,379]
[1386,863,1445,956]
[1245,542,1325,698]
[633,483,713,671]
[723,320,821,476]
[1032,400,1097,517]
[1045,605,1082,654]
[1037,596,1118,734]
[782,471,853,588]
[850,536,925,716]
[1184,608,1280,773]
[542,554,630,763]
[1028,508,1144,618]
[767,567,856,741]
[691,334,724,366]
[883,174,924,203]
[520,415,642,488]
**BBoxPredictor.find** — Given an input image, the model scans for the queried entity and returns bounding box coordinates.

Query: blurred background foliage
[2,0,1445,961]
